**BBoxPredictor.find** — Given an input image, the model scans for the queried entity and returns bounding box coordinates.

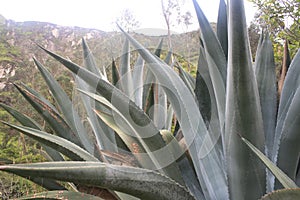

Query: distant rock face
[0,64,15,90]
[0,19,201,99]
[0,20,112,93]
[51,28,60,38]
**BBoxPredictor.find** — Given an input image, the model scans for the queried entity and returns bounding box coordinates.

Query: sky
[0,0,257,33]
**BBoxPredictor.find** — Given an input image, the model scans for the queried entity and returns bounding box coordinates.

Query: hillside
[0,14,262,199]
[0,17,206,198]
[0,18,201,102]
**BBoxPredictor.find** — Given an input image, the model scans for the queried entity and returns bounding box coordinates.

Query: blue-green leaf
[175,63,195,95]
[193,0,227,85]
[0,103,64,162]
[33,57,93,154]
[112,58,123,90]
[81,38,117,152]
[154,38,164,57]
[79,90,184,185]
[193,0,226,133]
[241,136,298,189]
[152,82,167,130]
[195,45,212,126]
[195,45,224,161]
[160,130,204,200]
[0,103,41,129]
[120,26,228,200]
[275,86,300,189]
[274,50,300,163]
[15,84,83,148]
[217,0,228,60]
[142,67,155,114]
[254,33,277,158]
[38,45,184,186]
[0,162,195,200]
[132,55,145,108]
[225,0,266,199]
[119,38,134,97]
[2,122,98,162]
[82,37,105,78]
[254,33,277,191]
[261,189,300,200]
[75,75,118,153]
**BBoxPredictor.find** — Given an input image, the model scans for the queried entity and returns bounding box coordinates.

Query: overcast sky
[0,0,257,33]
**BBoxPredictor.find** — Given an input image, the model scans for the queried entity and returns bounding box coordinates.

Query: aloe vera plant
[0,0,300,199]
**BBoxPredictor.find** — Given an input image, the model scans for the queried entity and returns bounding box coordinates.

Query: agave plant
[0,0,300,199]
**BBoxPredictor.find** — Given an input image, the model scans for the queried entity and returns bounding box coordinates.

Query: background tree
[179,10,193,70]
[178,11,193,31]
[116,9,140,32]
[161,0,192,49]
[249,0,300,58]
[248,21,261,60]
[161,0,180,49]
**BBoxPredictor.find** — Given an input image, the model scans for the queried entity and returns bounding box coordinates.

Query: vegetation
[249,0,300,63]
[0,14,200,198]
[115,9,141,32]
[161,0,193,49]
[0,0,300,199]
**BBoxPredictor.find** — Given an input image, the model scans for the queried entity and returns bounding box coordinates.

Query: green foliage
[0,42,20,62]
[249,0,300,60]
[0,123,45,199]
[0,0,299,199]
[0,172,45,200]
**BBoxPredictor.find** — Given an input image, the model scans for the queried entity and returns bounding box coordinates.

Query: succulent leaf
[120,26,228,200]
[0,162,195,200]
[225,0,266,199]
[0,103,64,162]
[2,122,98,161]
[15,84,83,148]
[217,0,228,60]
[241,136,298,189]
[79,90,185,185]
[260,188,300,200]
[33,57,94,154]
[275,86,300,189]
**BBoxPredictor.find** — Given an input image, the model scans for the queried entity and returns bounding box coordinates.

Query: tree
[249,0,300,57]
[248,21,261,60]
[180,11,193,30]
[116,9,140,32]
[161,0,180,49]
[161,0,192,49]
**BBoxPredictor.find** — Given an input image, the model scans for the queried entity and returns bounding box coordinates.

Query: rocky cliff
[0,17,201,101]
